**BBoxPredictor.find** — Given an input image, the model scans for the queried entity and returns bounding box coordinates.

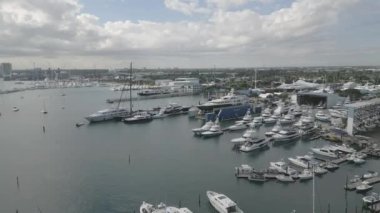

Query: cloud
[164,0,209,15]
[0,0,378,68]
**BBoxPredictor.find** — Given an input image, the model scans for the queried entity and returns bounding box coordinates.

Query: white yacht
[139,201,193,213]
[206,191,243,213]
[265,123,281,137]
[230,128,256,144]
[272,129,300,143]
[269,160,297,176]
[263,117,277,124]
[298,169,313,180]
[261,108,271,118]
[197,89,248,111]
[123,112,153,123]
[241,109,252,122]
[85,108,129,122]
[240,138,267,152]
[363,171,378,179]
[356,182,373,193]
[13,107,20,112]
[328,144,355,153]
[362,192,380,205]
[228,122,248,131]
[279,114,295,125]
[276,174,295,182]
[192,121,214,135]
[249,117,263,127]
[315,111,330,122]
[288,156,310,169]
[202,119,223,137]
[314,166,328,175]
[311,147,337,158]
[152,108,167,119]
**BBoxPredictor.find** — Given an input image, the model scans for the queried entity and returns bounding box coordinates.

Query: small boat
[356,182,373,193]
[315,111,330,122]
[192,121,214,135]
[276,174,295,182]
[139,201,193,213]
[328,144,355,153]
[311,147,337,158]
[152,108,168,119]
[248,172,266,182]
[349,175,362,184]
[362,192,380,205]
[353,158,366,164]
[363,171,378,179]
[239,138,268,152]
[298,169,313,180]
[314,166,328,175]
[269,161,298,176]
[75,122,85,127]
[13,107,19,112]
[123,113,153,124]
[324,162,339,171]
[206,191,244,213]
[235,164,254,178]
[201,119,223,138]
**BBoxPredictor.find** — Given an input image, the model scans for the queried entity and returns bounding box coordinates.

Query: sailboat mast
[254,69,257,89]
[129,62,133,113]
[312,166,315,213]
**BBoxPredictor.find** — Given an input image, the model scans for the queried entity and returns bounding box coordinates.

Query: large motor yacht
[272,129,300,143]
[197,89,248,111]
[206,191,244,213]
[140,201,193,213]
[311,147,338,158]
[85,108,129,122]
[240,138,268,152]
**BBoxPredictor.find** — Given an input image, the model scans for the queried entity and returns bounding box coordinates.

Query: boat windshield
[227,206,237,212]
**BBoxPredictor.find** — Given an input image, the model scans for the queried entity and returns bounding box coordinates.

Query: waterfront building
[297,92,345,108]
[346,98,380,135]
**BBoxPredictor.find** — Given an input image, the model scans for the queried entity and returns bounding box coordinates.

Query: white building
[345,98,380,135]
[155,78,201,94]
[0,63,12,80]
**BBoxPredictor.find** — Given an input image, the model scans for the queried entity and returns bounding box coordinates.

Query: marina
[1,82,380,212]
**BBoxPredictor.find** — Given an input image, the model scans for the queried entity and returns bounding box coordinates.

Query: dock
[345,177,380,190]
[106,92,197,103]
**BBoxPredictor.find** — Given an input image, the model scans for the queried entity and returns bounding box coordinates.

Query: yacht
[324,162,339,171]
[249,117,263,127]
[311,147,337,158]
[299,124,318,136]
[353,158,366,164]
[363,171,378,179]
[279,114,295,125]
[152,108,167,119]
[315,111,330,122]
[362,192,380,205]
[137,89,168,96]
[272,129,300,143]
[328,144,355,153]
[265,123,281,137]
[314,166,328,175]
[123,112,153,123]
[291,106,303,117]
[139,201,193,213]
[288,156,310,169]
[276,174,295,182]
[228,122,248,131]
[201,119,223,137]
[269,161,297,176]
[263,117,277,124]
[261,108,271,118]
[85,108,129,122]
[206,191,244,213]
[13,107,20,112]
[192,121,214,135]
[240,138,268,152]
[298,169,313,180]
[241,109,252,122]
[197,89,248,111]
[356,182,373,193]
[230,128,256,145]
[164,103,188,115]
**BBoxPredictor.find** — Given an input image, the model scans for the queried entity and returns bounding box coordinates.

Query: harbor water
[0,85,379,213]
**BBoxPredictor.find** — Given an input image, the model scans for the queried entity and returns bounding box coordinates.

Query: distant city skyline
[0,0,379,69]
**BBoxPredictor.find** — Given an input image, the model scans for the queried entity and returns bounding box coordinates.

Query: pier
[345,177,380,190]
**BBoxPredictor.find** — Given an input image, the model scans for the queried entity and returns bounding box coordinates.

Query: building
[155,78,201,94]
[297,92,344,108]
[277,80,320,90]
[0,63,12,80]
[345,98,380,135]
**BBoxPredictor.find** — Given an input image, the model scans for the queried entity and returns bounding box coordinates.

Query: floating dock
[345,177,380,190]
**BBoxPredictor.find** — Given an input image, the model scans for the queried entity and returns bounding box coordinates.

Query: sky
[0,0,379,69]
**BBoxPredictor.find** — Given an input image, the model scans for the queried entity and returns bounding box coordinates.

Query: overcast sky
[0,0,379,69]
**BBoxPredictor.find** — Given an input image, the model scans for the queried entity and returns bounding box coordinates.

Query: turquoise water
[0,85,379,213]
